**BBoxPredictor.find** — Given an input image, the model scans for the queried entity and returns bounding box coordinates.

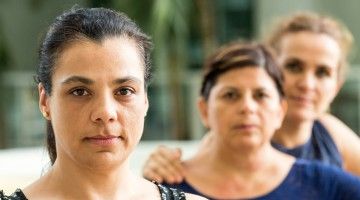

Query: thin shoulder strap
[155,182,186,200]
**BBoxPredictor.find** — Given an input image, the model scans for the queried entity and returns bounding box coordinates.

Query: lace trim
[154,181,186,200]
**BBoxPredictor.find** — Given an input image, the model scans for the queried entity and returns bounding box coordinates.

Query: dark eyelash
[69,87,90,96]
[116,87,136,96]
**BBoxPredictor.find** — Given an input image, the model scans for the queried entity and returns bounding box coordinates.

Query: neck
[195,135,279,178]
[272,116,314,148]
[43,155,136,199]
[185,133,295,198]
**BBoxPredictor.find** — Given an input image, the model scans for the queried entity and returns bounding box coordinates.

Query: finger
[144,146,185,183]
[142,166,164,183]
[150,152,182,179]
[157,146,184,175]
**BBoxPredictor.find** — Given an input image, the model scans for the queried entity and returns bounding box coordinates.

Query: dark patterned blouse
[0,183,186,200]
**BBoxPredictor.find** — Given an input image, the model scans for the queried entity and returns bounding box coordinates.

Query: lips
[232,124,257,131]
[289,95,313,106]
[84,135,123,146]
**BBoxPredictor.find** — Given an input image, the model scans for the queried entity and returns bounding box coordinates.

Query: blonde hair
[266,11,354,80]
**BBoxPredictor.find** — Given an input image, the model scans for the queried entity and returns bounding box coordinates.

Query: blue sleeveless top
[271,120,342,167]
[165,159,360,200]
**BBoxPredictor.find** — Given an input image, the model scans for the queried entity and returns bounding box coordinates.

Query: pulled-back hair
[266,11,353,80]
[36,7,152,164]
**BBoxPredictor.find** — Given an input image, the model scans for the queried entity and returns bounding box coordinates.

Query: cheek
[208,103,233,131]
[206,104,222,129]
[318,79,338,102]
[52,99,86,126]
[49,99,83,144]
[282,73,295,92]
[124,100,147,137]
[261,103,283,127]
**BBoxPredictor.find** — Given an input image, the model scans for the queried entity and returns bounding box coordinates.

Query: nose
[90,93,118,124]
[297,72,316,91]
[238,94,257,115]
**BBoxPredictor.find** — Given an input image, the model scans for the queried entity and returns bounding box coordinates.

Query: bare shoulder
[185,193,208,200]
[132,178,161,200]
[21,175,54,200]
[136,178,209,200]
[318,113,359,149]
[319,113,357,135]
[319,113,360,176]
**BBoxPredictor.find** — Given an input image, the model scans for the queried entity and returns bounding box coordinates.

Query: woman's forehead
[216,67,277,89]
[52,37,145,83]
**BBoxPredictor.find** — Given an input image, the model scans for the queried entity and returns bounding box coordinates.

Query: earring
[43,112,49,118]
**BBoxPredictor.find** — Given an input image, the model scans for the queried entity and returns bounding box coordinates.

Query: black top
[0,189,26,200]
[1,183,186,200]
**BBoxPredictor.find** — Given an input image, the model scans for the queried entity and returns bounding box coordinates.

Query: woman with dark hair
[142,12,360,184]
[0,7,204,200]
[155,41,360,199]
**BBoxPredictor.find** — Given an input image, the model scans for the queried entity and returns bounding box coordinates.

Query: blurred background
[0,0,359,150]
[1,0,360,193]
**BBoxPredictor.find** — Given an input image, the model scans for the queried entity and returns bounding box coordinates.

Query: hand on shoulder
[142,145,185,184]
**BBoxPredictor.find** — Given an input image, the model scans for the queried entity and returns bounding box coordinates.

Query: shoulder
[155,182,186,200]
[155,182,206,200]
[163,180,199,195]
[319,113,360,176]
[0,189,28,200]
[269,160,360,199]
[185,193,207,200]
[293,159,360,191]
[318,113,358,145]
[293,159,344,178]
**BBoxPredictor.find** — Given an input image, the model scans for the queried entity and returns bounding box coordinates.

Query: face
[277,32,341,122]
[198,67,286,151]
[39,37,148,169]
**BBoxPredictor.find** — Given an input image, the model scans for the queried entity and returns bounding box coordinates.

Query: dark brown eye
[316,66,331,78]
[115,87,135,96]
[284,59,303,73]
[71,88,89,96]
[222,90,239,101]
[254,90,268,100]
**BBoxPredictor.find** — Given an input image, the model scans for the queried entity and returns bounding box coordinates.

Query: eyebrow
[61,75,142,85]
[61,76,93,85]
[112,76,142,85]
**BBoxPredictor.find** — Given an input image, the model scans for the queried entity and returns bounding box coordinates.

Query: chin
[230,138,262,151]
[78,151,130,170]
[286,108,317,122]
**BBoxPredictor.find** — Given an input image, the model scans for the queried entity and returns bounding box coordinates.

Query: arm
[142,145,185,184]
[319,113,360,176]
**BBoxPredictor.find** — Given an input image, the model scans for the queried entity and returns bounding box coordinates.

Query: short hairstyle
[200,42,284,100]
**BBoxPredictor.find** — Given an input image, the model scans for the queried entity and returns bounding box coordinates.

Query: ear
[38,83,51,120]
[144,94,149,117]
[197,97,209,129]
[275,99,288,130]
